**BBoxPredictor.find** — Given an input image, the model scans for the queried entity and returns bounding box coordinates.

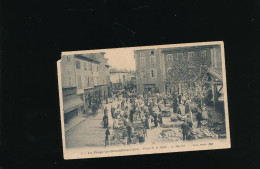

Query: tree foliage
[167,53,208,84]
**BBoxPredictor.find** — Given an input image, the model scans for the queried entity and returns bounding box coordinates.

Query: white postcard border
[57,41,231,160]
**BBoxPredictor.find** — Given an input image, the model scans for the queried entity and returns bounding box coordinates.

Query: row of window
[140,55,156,66]
[76,75,107,89]
[139,50,207,65]
[166,50,207,62]
[138,67,199,80]
[139,69,157,79]
[75,60,99,72]
[139,66,200,80]
[65,56,108,72]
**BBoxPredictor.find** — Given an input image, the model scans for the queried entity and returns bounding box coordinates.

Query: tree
[167,52,209,99]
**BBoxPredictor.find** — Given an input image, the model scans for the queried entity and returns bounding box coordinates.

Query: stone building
[134,45,223,100]
[61,52,110,117]
[86,52,110,101]
[161,45,223,110]
[60,55,84,124]
[73,53,100,111]
[134,49,165,94]
[110,69,134,90]
[104,64,111,97]
[161,46,213,94]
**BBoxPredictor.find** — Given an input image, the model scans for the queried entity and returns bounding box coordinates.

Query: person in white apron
[113,118,119,129]
[146,115,152,129]
[189,109,193,124]
[201,105,208,120]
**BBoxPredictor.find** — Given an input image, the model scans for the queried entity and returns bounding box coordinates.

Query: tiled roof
[74,54,100,64]
[208,67,223,81]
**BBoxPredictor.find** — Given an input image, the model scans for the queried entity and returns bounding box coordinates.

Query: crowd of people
[172,92,212,141]
[102,89,165,146]
[101,88,213,146]
[89,96,103,117]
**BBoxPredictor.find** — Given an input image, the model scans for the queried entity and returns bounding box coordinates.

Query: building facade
[73,54,100,111]
[161,46,212,94]
[87,52,110,101]
[60,55,84,124]
[134,49,165,94]
[61,52,110,117]
[110,69,134,90]
[161,45,223,110]
[104,64,111,97]
[134,45,223,100]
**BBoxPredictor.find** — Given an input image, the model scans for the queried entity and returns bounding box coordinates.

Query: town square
[60,43,228,149]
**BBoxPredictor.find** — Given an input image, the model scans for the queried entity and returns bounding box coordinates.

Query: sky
[103,48,135,71]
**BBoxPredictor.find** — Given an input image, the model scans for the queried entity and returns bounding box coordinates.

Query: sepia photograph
[57,41,230,159]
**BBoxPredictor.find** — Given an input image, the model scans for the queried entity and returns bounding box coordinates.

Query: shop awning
[63,94,84,113]
[208,67,223,82]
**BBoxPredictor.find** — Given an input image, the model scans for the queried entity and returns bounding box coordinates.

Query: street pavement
[65,99,128,149]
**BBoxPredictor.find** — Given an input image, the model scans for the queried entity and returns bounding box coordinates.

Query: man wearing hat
[181,120,189,141]
[153,111,158,128]
[105,127,110,147]
[173,98,178,113]
[103,112,109,128]
[130,107,135,123]
[196,110,203,128]
[111,105,115,119]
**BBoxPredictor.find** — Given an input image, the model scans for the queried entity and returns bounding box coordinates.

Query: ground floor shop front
[63,94,84,124]
[83,85,109,111]
[137,82,166,95]
[93,85,109,101]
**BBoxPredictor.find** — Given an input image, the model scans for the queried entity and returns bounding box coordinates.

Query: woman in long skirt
[145,116,151,129]
[201,105,208,120]
[189,109,193,124]
[103,114,109,128]
[148,116,152,129]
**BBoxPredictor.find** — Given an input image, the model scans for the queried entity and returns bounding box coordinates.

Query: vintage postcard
[57,41,230,159]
